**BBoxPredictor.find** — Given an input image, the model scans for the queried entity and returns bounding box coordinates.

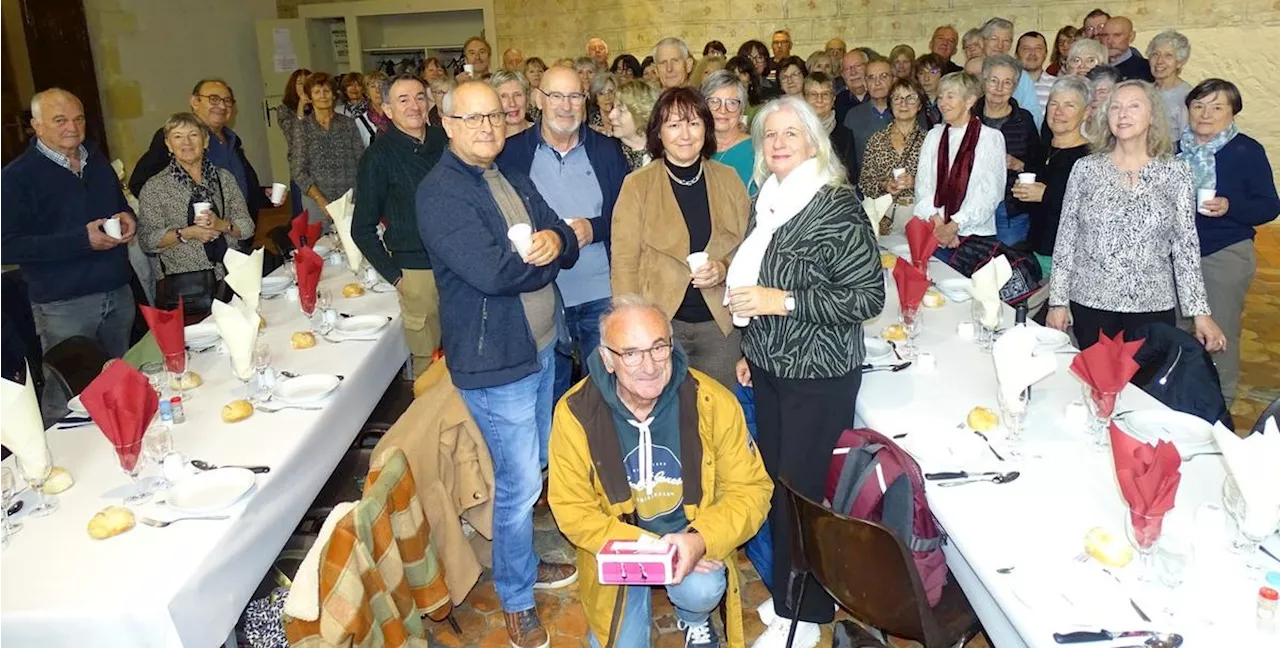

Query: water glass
[1,466,23,538]
[140,361,166,396]
[1082,385,1117,450]
[1125,508,1163,582]
[1222,475,1271,569]
[164,349,189,398]
[16,448,59,517]
[114,439,151,506]
[251,341,272,401]
[1157,533,1195,588]
[970,300,996,353]
[998,389,1029,454]
[144,424,175,489]
[899,305,922,360]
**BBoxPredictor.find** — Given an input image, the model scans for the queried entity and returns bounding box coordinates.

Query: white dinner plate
[935,278,972,303]
[1116,409,1216,454]
[67,394,87,414]
[165,467,256,514]
[1009,561,1137,628]
[1032,327,1071,353]
[185,321,218,340]
[890,243,912,262]
[261,276,292,295]
[312,243,332,256]
[273,374,341,404]
[864,338,893,362]
[334,315,390,337]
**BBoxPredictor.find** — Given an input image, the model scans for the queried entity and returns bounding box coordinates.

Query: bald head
[442,81,505,167]
[1100,16,1135,60]
[30,88,86,156]
[598,297,675,405]
[540,66,585,136]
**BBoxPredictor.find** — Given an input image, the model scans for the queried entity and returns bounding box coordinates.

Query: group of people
[2,6,1276,648]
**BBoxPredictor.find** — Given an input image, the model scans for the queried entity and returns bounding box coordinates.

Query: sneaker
[756,597,777,626]
[749,616,820,648]
[678,618,719,647]
[533,560,578,589]
[504,608,550,648]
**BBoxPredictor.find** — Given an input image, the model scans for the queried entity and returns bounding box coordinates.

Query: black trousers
[1070,301,1175,349]
[749,360,862,624]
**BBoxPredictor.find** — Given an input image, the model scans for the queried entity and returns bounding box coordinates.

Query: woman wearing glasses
[292,72,364,225]
[802,72,857,185]
[776,56,808,97]
[611,88,750,388]
[859,78,929,234]
[975,54,1042,246]
[737,40,780,100]
[702,71,754,188]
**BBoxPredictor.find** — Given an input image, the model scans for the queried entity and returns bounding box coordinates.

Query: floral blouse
[858,122,926,204]
[137,167,254,278]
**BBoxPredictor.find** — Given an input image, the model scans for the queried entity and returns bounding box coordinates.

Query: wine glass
[114,439,151,505]
[1125,508,1163,582]
[16,447,59,517]
[1222,475,1272,570]
[251,341,272,401]
[970,300,995,353]
[899,304,922,360]
[1,466,23,537]
[316,287,335,333]
[143,423,174,489]
[163,349,189,399]
[997,388,1029,456]
[1082,385,1117,450]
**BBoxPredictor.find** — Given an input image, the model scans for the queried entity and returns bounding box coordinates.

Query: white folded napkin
[969,255,1011,328]
[859,194,891,240]
[222,248,264,313]
[992,326,1056,410]
[0,363,50,477]
[284,500,358,621]
[1212,421,1280,537]
[211,297,261,381]
[327,189,363,272]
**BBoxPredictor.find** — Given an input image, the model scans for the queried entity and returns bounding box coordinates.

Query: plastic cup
[103,217,122,239]
[270,183,287,205]
[193,201,213,215]
[1197,188,1216,214]
[893,168,906,178]
[686,251,709,272]
[1017,172,1036,184]
[507,223,533,257]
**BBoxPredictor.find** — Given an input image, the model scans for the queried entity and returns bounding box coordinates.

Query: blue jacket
[417,149,580,390]
[1181,134,1280,257]
[496,122,628,253]
[1132,323,1232,430]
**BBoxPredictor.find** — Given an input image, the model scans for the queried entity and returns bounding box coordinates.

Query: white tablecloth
[856,235,1275,648]
[1,260,409,647]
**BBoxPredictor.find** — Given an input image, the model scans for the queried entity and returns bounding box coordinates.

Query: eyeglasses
[804,91,833,101]
[891,95,920,105]
[780,71,804,82]
[747,53,765,62]
[866,72,892,83]
[985,78,1016,90]
[445,112,505,129]
[604,342,673,368]
[706,97,743,111]
[540,89,587,105]
[197,94,236,107]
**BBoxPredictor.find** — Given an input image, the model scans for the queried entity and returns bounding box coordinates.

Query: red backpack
[824,428,949,606]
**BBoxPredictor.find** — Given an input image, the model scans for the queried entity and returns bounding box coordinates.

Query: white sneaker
[749,616,820,648]
[756,597,777,626]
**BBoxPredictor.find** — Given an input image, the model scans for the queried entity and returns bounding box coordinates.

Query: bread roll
[342,283,365,298]
[88,506,135,540]
[221,399,253,423]
[291,331,316,349]
[922,288,945,308]
[1084,526,1134,567]
[169,371,203,390]
[42,466,74,494]
[966,406,998,432]
[881,323,908,342]
[880,253,897,269]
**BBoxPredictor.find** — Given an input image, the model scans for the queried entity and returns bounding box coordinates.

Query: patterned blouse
[858,122,926,204]
[1049,154,1209,316]
[291,112,364,201]
[137,167,254,278]
[621,142,651,172]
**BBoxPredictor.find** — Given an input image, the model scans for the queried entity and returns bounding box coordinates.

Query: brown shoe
[534,560,578,589]
[504,608,550,648]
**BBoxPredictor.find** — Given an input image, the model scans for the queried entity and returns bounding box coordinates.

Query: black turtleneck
[666,157,713,323]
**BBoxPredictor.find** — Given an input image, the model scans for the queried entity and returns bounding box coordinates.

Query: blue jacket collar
[440,148,498,181]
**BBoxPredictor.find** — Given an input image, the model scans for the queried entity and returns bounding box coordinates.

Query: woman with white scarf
[726,96,885,648]
[1178,78,1280,405]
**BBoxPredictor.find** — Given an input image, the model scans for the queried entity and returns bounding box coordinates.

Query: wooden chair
[780,478,981,648]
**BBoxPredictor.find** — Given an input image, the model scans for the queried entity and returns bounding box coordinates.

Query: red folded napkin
[1069,331,1143,416]
[905,217,939,273]
[1109,422,1182,547]
[295,246,323,314]
[80,361,159,470]
[289,213,323,250]
[139,299,185,357]
[892,258,930,312]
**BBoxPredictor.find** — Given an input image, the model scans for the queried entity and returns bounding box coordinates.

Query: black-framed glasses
[445,112,505,129]
[603,342,673,368]
[540,88,587,105]
[197,94,236,107]
[706,97,743,111]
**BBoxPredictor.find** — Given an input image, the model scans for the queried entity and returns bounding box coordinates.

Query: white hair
[1048,75,1093,106]
[1146,30,1191,65]
[749,96,849,189]
[1067,38,1108,66]
[653,37,691,61]
[981,17,1014,38]
[981,54,1021,82]
[598,294,673,343]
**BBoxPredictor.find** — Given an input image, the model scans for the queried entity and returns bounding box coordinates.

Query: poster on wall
[331,22,349,62]
[272,28,297,72]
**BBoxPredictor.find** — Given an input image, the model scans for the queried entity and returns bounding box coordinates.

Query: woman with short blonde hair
[609,79,659,170]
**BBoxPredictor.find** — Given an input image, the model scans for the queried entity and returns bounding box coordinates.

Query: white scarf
[725,158,828,326]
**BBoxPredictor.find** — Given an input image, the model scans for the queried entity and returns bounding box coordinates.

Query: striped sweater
[741,185,886,379]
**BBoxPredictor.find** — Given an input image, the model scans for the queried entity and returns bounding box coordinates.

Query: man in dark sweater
[1,88,137,357]
[352,74,447,378]
[417,81,580,648]
[1101,17,1154,82]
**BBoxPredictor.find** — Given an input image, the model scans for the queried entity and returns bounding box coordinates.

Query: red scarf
[933,115,983,222]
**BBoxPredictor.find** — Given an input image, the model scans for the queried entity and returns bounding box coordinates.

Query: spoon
[189,460,270,474]
[1115,635,1184,648]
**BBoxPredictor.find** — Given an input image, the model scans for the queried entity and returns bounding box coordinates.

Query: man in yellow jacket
[548,295,772,648]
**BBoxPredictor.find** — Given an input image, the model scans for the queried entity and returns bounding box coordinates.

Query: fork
[138,515,230,527]
[255,402,323,413]
[1073,551,1090,563]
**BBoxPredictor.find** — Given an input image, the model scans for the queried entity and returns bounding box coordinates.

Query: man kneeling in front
[548,295,772,648]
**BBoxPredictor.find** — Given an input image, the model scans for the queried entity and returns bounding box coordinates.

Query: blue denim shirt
[529,131,610,309]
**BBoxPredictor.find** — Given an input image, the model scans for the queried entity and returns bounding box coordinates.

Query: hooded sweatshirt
[585,344,690,535]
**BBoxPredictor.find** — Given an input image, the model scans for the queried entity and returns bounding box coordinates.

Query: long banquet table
[1,257,409,647]
[855,235,1275,648]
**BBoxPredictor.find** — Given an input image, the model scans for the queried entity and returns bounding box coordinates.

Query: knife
[1053,630,1154,643]
[925,471,1000,480]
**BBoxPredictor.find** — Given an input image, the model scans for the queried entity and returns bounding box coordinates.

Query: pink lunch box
[596,539,678,585]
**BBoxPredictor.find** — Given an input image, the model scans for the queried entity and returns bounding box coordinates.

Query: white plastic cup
[285,286,300,302]
[892,168,906,179]
[1197,188,1216,214]
[686,251,709,273]
[192,201,213,215]
[463,63,475,75]
[102,217,122,239]
[507,223,533,257]
[270,183,287,206]
[1017,172,1036,184]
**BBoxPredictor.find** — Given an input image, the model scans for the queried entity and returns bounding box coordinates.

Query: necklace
[665,162,705,187]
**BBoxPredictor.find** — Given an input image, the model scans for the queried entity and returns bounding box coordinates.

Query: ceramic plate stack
[1115,410,1216,456]
[1030,327,1071,355]
[330,315,391,340]
[935,278,973,303]
[260,276,292,298]
[185,321,220,352]
[864,337,893,363]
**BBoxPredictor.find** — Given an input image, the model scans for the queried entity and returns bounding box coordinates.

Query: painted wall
[83,0,280,183]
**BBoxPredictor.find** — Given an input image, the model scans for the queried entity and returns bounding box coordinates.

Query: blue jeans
[994,201,1029,247]
[30,284,135,357]
[554,297,610,402]
[588,568,727,648]
[457,344,556,612]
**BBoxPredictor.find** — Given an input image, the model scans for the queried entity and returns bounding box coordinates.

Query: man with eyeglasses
[834,49,868,125]
[842,58,925,181]
[981,17,1044,129]
[1081,8,1111,41]
[770,30,793,75]
[654,37,694,89]
[129,79,270,235]
[497,66,628,403]
[417,80,580,648]
[547,294,772,648]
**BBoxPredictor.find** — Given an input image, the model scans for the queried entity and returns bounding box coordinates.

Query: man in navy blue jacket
[417,81,579,648]
[497,65,628,402]
[2,88,137,357]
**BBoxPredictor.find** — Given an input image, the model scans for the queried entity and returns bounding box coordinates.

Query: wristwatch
[783,292,795,314]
